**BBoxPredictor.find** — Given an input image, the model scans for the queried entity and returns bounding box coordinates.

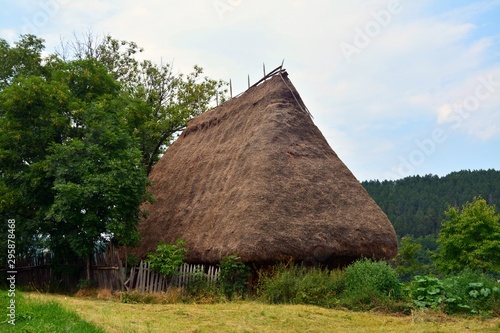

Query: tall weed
[442,270,500,315]
[257,263,345,308]
[340,258,402,310]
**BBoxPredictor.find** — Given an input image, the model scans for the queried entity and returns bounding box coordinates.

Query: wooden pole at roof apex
[263,63,266,77]
[229,79,232,98]
[248,75,250,89]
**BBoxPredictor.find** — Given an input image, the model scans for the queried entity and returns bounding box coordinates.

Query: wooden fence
[90,243,125,291]
[1,243,126,291]
[14,252,55,288]
[126,261,220,293]
[2,244,219,293]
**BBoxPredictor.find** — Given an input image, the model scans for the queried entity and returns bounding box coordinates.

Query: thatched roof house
[132,69,397,266]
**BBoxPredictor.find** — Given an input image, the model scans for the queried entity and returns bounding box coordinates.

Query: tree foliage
[0,34,45,89]
[362,170,500,238]
[392,236,423,279]
[58,33,226,174]
[0,34,224,266]
[435,197,500,274]
[0,54,149,263]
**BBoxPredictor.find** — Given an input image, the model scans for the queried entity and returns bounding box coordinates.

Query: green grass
[0,289,105,333]
[23,292,500,333]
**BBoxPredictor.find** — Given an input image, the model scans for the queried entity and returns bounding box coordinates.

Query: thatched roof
[132,70,397,265]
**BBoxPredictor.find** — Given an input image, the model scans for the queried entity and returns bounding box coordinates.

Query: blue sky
[1,0,499,181]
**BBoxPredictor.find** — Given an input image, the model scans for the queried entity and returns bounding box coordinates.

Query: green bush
[147,239,187,277]
[294,267,344,307]
[218,255,251,299]
[258,263,345,308]
[409,275,444,310]
[441,270,500,315]
[184,268,215,298]
[258,260,405,311]
[340,258,402,310]
[408,271,500,315]
[257,263,301,304]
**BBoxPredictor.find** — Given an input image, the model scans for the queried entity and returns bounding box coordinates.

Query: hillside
[362,169,500,239]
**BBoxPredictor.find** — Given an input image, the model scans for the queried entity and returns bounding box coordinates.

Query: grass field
[0,291,104,333]
[12,292,500,333]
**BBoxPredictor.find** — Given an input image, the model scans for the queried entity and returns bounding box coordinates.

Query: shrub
[409,275,444,310]
[294,267,345,308]
[340,258,402,310]
[441,270,500,315]
[183,267,215,298]
[435,197,500,275]
[257,263,345,308]
[218,255,251,299]
[408,271,500,315]
[147,239,187,277]
[258,260,404,311]
[257,263,301,304]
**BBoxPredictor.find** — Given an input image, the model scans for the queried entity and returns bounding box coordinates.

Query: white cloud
[2,0,500,179]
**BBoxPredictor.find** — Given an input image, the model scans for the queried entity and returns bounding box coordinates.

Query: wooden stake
[229,79,232,98]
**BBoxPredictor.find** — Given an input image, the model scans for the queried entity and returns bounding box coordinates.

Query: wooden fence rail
[126,261,220,293]
[0,247,220,292]
[2,244,220,293]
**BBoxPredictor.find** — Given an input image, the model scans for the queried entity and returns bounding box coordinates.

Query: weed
[218,255,250,300]
[408,270,500,315]
[340,258,402,310]
[115,288,183,304]
[409,275,444,310]
[257,263,346,308]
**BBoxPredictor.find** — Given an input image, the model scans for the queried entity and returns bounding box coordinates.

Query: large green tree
[435,197,500,274]
[1,34,223,272]
[59,33,226,174]
[0,54,150,271]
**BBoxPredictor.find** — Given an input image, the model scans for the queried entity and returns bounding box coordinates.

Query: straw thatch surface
[132,71,397,265]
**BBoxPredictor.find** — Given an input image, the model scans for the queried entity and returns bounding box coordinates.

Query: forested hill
[361,169,500,238]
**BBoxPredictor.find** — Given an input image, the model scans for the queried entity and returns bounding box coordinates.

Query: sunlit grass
[26,292,500,333]
[0,289,104,333]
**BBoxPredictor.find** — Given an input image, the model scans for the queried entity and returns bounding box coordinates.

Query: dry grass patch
[114,288,183,304]
[26,293,500,333]
[25,292,500,333]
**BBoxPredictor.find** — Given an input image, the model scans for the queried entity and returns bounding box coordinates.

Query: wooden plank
[208,266,213,285]
[153,271,158,293]
[148,263,155,293]
[158,273,163,292]
[91,266,119,270]
[137,261,144,292]
[143,261,149,293]
[127,266,136,291]
[117,255,125,291]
